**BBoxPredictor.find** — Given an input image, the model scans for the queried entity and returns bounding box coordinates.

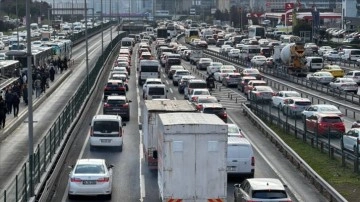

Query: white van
[90,115,126,151]
[306,56,324,72]
[341,49,360,61]
[144,84,168,100]
[227,136,255,178]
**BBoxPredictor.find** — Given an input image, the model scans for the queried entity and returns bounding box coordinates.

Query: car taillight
[104,86,110,90]
[196,104,202,110]
[97,177,109,182]
[119,87,125,90]
[104,103,111,108]
[122,103,129,108]
[119,128,123,137]
[255,92,262,95]
[251,156,255,166]
[70,178,82,182]
[192,97,198,102]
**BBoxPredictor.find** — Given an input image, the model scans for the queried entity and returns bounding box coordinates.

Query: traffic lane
[202,47,360,121]
[0,30,115,190]
[56,48,141,202]
[157,63,320,202]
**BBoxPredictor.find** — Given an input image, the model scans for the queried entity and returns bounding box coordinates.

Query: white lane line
[162,74,166,78]
[169,88,173,94]
[228,116,302,202]
[136,51,146,201]
[61,103,103,202]
[173,97,177,100]
[165,80,169,85]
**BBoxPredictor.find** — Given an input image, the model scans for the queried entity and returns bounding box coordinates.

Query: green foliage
[293,19,312,36]
[0,0,51,23]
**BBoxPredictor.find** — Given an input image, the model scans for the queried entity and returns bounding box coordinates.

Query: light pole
[85,0,89,92]
[25,0,34,197]
[110,0,112,49]
[101,0,104,64]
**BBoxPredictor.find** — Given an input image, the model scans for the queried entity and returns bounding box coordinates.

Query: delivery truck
[157,113,228,202]
[141,100,197,169]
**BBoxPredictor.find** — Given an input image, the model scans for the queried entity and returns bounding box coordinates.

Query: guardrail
[200,49,360,121]
[0,30,127,202]
[242,103,349,202]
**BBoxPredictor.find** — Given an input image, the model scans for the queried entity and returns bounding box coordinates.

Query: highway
[47,42,327,201]
[0,27,116,193]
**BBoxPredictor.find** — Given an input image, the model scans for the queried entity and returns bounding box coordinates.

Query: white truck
[141,100,197,169]
[157,113,228,202]
[189,49,203,65]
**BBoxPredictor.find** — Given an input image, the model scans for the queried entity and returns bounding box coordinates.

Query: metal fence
[0,30,127,202]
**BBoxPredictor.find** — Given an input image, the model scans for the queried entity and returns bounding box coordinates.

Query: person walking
[0,96,7,129]
[5,88,13,115]
[49,64,55,82]
[34,76,42,98]
[12,91,20,117]
[22,84,28,105]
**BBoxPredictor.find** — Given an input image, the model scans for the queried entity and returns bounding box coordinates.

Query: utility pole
[85,0,89,93]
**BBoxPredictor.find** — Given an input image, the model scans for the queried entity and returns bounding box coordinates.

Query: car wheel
[68,194,75,200]
[106,193,112,200]
[118,145,123,152]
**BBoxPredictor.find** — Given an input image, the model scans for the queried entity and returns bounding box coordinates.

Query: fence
[0,31,127,202]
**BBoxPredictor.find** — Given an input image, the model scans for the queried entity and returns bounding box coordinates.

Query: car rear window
[189,82,207,88]
[75,164,105,174]
[295,101,311,106]
[148,87,165,95]
[228,145,251,158]
[93,121,119,132]
[321,117,342,123]
[229,74,240,78]
[198,97,217,103]
[252,190,288,199]
[203,107,225,114]
[108,99,126,105]
[107,83,123,87]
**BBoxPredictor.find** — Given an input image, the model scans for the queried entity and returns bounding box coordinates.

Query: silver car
[222,72,241,87]
[329,78,358,93]
[282,97,312,118]
[308,71,334,85]
[248,86,274,103]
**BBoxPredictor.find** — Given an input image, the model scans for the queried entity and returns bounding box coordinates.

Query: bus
[240,45,261,61]
[41,39,72,63]
[5,46,53,72]
[185,28,200,44]
[0,60,20,78]
[138,59,160,85]
[248,25,266,40]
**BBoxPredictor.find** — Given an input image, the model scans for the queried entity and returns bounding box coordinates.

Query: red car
[305,113,345,136]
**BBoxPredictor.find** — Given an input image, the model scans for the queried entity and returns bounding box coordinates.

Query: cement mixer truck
[278,36,308,76]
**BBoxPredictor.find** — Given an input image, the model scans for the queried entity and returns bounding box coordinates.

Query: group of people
[0,59,69,129]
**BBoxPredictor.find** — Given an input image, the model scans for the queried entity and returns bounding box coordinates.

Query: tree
[223,9,229,21]
[214,9,222,20]
[230,6,239,27]
[293,19,312,36]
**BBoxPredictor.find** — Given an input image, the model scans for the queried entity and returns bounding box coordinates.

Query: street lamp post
[101,0,104,64]
[85,0,89,92]
[110,0,112,49]
[16,0,19,50]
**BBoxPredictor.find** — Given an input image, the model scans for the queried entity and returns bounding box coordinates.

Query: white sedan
[68,159,113,199]
[250,55,267,66]
[323,50,341,61]
[271,91,301,109]
[329,78,358,93]
[206,62,223,75]
[301,104,343,120]
[228,49,240,58]
[341,128,360,154]
[318,46,333,55]
[188,88,211,102]
[214,69,235,82]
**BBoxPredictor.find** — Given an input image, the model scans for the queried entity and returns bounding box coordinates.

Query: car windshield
[319,106,339,112]
[75,164,105,174]
[229,74,240,78]
[228,125,239,133]
[252,190,288,199]
[194,90,209,95]
[189,83,207,88]
[107,99,126,105]
[107,82,123,87]
[177,71,190,75]
[203,107,225,114]
[321,117,342,123]
[294,101,311,106]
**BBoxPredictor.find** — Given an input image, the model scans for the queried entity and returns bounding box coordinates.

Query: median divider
[242,103,348,202]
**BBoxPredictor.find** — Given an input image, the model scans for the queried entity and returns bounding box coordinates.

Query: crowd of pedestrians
[0,59,69,129]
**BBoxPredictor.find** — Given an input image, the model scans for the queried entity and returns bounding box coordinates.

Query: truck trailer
[157,113,228,202]
[141,100,197,169]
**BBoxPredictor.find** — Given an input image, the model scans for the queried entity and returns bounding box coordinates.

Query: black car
[216,39,225,47]
[103,80,126,100]
[206,38,217,45]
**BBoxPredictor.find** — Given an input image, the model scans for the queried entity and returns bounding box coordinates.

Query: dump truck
[157,113,228,202]
[141,100,197,169]
[279,36,307,76]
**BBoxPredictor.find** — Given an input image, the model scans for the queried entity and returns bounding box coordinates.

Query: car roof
[313,113,342,117]
[76,159,105,165]
[189,79,206,83]
[145,78,162,82]
[246,178,285,191]
[107,95,126,100]
[201,103,224,108]
[289,97,310,101]
[107,79,123,83]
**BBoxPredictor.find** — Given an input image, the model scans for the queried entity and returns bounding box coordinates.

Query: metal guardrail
[242,103,349,202]
[0,30,127,202]
[201,49,360,121]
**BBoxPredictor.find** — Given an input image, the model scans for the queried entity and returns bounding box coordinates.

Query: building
[342,0,360,29]
[216,0,231,11]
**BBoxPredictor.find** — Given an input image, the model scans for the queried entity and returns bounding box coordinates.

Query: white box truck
[141,100,197,169]
[157,113,228,202]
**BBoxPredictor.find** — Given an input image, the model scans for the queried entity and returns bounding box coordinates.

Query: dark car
[103,80,126,100]
[103,95,132,121]
[216,39,225,47]
[196,41,208,49]
[206,37,217,45]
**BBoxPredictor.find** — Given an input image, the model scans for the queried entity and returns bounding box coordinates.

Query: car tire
[68,194,75,200]
[118,145,123,152]
[106,193,112,200]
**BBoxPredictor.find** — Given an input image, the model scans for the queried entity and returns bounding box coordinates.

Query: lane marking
[165,80,169,85]
[169,88,173,94]
[173,97,177,100]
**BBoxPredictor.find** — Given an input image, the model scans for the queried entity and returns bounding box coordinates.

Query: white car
[188,88,211,102]
[142,78,163,96]
[68,159,113,199]
[0,41,5,50]
[227,123,244,137]
[0,53,6,60]
[318,46,333,55]
[341,128,360,154]
[206,62,223,75]
[228,49,240,58]
[323,50,341,61]
[214,69,235,82]
[220,44,232,54]
[301,104,343,120]
[329,78,358,93]
[173,69,191,86]
[271,91,301,109]
[250,55,267,66]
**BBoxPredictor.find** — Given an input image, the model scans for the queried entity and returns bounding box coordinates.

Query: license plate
[82,180,96,185]
[100,139,111,143]
[227,166,235,171]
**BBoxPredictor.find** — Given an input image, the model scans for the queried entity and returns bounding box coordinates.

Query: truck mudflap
[146,148,158,169]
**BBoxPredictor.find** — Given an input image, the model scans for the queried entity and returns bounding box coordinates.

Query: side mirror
[166,90,169,93]
[217,99,220,102]
[122,123,126,127]
[128,100,132,103]
[108,164,114,169]
[68,165,74,169]
[234,184,241,188]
